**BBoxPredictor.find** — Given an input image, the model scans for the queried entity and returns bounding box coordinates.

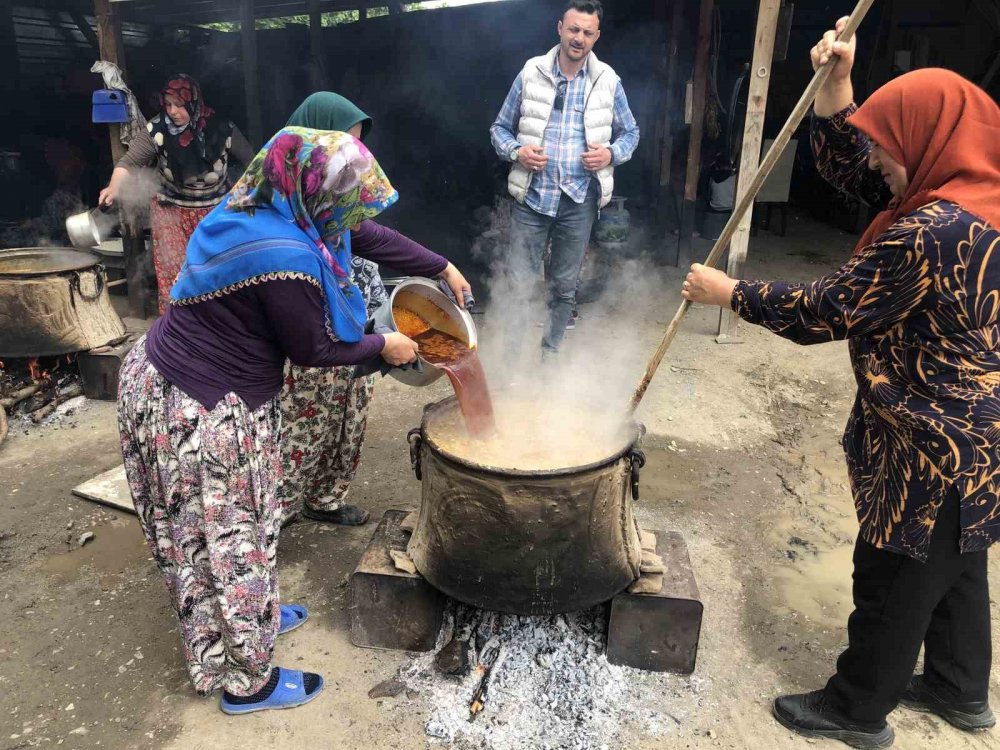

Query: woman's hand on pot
[440,262,473,308]
[98,185,117,207]
[381,332,419,366]
[681,264,739,308]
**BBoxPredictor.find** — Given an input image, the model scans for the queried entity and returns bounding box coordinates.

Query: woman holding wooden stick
[685,17,1000,750]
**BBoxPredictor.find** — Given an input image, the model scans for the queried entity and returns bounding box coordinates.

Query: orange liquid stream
[394,306,496,438]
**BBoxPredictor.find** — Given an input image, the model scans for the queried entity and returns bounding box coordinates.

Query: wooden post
[95,0,153,318]
[657,0,685,264]
[647,2,669,215]
[309,0,326,90]
[94,0,126,165]
[679,0,714,261]
[660,0,685,188]
[717,0,781,341]
[241,0,263,149]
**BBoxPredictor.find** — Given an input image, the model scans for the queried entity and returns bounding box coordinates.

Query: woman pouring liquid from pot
[117,127,472,714]
[684,17,1000,749]
[98,74,254,313]
[277,92,471,528]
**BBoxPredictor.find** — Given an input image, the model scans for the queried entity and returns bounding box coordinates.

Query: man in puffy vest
[490,0,639,360]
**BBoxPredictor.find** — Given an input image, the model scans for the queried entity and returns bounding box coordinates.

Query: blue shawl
[170,128,398,342]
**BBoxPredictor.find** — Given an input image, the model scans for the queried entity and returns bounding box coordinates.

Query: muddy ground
[2,214,999,750]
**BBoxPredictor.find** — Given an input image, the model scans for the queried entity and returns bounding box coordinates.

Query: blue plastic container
[91,89,129,123]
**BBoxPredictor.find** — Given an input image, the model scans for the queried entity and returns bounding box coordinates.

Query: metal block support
[77,334,138,401]
[351,509,445,652]
[606,530,703,674]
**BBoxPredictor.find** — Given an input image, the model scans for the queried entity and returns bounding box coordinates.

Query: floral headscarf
[161,74,212,144]
[228,127,397,274]
[172,127,398,343]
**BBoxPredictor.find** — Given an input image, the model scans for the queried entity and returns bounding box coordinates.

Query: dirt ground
[2,214,999,750]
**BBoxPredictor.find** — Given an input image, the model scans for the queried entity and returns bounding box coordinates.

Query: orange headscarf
[848,68,1000,253]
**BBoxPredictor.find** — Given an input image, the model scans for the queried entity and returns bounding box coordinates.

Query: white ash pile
[386,603,707,749]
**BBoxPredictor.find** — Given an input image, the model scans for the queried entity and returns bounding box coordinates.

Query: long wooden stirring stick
[628,0,877,414]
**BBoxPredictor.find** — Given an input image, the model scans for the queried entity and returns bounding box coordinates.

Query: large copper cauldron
[406,396,646,615]
[0,247,125,357]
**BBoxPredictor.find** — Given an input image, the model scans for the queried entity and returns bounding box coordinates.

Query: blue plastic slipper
[278,603,309,636]
[220,667,324,715]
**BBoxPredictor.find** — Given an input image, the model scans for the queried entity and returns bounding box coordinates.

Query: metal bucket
[405,396,645,615]
[0,247,126,357]
[66,207,116,249]
[371,277,478,387]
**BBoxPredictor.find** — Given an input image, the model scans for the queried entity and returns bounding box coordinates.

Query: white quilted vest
[507,46,618,209]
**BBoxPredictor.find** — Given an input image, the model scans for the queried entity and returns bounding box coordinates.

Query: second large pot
[406,397,645,615]
[0,247,126,357]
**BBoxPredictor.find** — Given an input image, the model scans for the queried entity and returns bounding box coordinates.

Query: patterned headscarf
[173,127,398,343]
[149,74,233,187]
[228,127,396,269]
[161,74,212,143]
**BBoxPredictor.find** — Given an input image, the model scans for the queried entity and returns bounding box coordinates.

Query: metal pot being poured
[406,395,645,615]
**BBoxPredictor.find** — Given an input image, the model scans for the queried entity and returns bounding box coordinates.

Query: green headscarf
[286,92,373,141]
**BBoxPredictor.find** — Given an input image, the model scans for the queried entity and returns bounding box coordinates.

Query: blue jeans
[503,183,599,354]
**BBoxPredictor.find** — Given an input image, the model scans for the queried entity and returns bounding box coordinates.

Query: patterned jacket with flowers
[732,105,1000,561]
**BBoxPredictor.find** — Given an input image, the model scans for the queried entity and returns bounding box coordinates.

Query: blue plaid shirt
[490,56,640,217]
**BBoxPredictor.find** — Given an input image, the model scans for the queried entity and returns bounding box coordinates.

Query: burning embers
[0,354,84,427]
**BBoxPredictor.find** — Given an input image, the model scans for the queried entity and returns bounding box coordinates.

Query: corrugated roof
[111,0,401,25]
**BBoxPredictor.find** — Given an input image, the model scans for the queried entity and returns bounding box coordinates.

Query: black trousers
[823,492,992,725]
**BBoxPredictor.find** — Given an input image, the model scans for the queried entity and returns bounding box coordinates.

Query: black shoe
[899,675,996,731]
[301,504,370,526]
[772,691,895,748]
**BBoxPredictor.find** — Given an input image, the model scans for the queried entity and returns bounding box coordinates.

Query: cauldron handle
[629,448,646,502]
[407,427,423,481]
[71,266,106,302]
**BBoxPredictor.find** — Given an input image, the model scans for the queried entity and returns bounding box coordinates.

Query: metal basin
[0,247,102,276]
[371,276,478,387]
[406,396,645,615]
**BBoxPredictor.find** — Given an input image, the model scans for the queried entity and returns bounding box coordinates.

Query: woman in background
[278,92,469,526]
[100,74,254,313]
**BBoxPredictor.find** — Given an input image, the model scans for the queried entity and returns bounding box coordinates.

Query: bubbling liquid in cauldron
[426,396,634,471]
[393,300,633,469]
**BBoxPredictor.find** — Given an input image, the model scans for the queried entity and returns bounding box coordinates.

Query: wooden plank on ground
[72,464,135,515]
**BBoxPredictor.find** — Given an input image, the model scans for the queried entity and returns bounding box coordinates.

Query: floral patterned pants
[149,200,212,316]
[117,338,283,696]
[277,363,375,520]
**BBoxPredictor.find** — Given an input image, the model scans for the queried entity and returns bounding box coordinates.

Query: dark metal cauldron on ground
[405,396,646,615]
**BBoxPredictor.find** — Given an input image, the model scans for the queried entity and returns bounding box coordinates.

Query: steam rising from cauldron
[475,240,669,456]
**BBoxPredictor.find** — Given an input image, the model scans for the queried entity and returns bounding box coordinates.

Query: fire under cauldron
[405,396,647,616]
